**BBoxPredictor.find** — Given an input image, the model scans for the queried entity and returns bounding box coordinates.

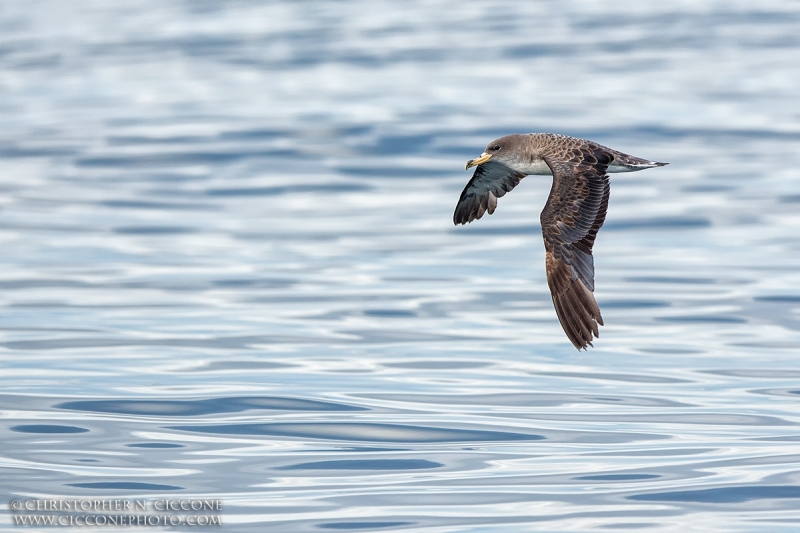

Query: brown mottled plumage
[454,133,668,350]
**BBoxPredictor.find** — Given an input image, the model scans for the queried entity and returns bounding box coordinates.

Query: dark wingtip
[552,278,603,351]
[655,161,669,166]
[573,340,592,351]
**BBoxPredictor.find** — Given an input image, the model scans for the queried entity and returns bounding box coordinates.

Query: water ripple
[4,0,800,530]
[57,396,367,416]
[169,423,546,443]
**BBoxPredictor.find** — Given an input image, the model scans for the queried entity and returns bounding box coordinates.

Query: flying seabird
[454,133,667,350]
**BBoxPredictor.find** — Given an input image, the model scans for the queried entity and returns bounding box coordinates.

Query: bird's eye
[492,145,501,151]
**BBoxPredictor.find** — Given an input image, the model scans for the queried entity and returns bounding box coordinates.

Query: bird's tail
[608,153,668,173]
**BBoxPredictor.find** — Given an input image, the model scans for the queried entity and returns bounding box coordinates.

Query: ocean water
[2,1,800,531]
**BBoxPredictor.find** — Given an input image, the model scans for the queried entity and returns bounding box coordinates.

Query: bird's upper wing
[453,161,526,225]
[540,144,612,350]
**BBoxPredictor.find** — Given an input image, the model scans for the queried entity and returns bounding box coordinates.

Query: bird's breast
[511,158,552,175]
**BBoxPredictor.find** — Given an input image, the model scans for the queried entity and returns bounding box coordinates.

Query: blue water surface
[2,1,800,531]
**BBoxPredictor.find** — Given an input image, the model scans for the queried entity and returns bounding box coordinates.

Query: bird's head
[465,135,520,170]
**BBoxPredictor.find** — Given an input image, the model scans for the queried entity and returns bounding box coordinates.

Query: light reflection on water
[2,0,800,531]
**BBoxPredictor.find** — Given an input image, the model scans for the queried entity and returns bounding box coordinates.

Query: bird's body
[454,133,667,350]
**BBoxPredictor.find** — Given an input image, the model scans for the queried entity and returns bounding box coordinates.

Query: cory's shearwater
[454,133,668,350]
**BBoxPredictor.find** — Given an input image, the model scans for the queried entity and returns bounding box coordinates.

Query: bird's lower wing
[540,145,611,349]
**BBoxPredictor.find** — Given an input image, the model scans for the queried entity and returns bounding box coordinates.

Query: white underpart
[607,162,662,173]
[510,159,552,175]
[506,158,662,175]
